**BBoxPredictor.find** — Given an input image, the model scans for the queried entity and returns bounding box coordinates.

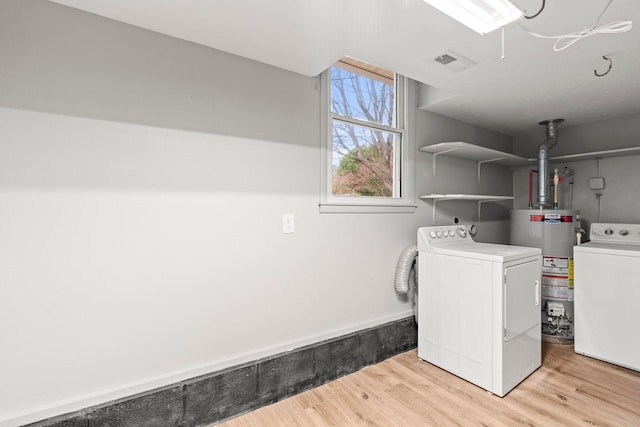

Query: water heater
[511,119,580,344]
[510,209,580,344]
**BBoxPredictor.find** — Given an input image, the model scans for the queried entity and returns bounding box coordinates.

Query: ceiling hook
[524,0,545,19]
[594,55,612,77]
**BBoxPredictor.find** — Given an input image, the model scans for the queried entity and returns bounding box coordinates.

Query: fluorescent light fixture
[424,0,523,34]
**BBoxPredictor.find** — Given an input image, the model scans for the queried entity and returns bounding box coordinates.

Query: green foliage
[336,145,380,175]
[334,142,393,197]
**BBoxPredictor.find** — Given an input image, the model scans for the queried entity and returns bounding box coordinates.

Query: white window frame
[319,64,416,213]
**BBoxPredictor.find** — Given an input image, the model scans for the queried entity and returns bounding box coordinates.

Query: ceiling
[48,0,640,136]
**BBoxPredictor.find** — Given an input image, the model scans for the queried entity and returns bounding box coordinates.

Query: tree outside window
[329,58,403,198]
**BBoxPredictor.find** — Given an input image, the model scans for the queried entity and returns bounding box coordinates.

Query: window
[320,57,415,213]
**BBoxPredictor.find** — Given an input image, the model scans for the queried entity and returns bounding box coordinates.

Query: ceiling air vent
[433,50,476,73]
[435,54,457,65]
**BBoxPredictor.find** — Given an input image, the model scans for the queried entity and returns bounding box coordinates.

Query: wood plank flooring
[218,343,640,426]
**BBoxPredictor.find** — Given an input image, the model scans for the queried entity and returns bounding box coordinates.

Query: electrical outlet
[589,177,605,190]
[282,214,295,234]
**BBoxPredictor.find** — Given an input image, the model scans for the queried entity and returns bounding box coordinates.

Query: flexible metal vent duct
[537,119,564,208]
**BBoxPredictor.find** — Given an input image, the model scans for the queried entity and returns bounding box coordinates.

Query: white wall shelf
[419,142,528,182]
[419,141,519,223]
[421,142,640,171]
[542,146,640,163]
[419,194,514,224]
[419,194,514,202]
[419,141,640,224]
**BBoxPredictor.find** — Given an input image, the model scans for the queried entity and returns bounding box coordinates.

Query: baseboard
[25,316,417,427]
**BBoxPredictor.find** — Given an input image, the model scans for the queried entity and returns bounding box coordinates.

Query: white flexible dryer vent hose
[394,245,417,294]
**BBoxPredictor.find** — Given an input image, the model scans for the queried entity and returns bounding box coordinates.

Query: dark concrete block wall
[27,317,417,427]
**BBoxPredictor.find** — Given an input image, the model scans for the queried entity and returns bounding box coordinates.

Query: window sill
[319,202,417,214]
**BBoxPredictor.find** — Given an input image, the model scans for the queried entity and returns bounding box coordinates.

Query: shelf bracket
[477,200,485,222]
[433,148,462,177]
[432,199,437,225]
[477,157,507,183]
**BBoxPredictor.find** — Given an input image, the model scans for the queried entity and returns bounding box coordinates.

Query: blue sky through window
[330,65,395,169]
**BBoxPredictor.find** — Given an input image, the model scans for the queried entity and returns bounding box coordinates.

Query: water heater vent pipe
[537,119,564,208]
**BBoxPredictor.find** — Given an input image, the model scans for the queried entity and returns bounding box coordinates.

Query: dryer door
[504,259,541,342]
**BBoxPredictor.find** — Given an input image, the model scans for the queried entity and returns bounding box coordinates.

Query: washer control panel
[590,223,640,244]
[420,225,472,244]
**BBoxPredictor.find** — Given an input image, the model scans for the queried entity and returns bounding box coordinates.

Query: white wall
[0,108,417,425]
[0,1,513,425]
[512,114,640,231]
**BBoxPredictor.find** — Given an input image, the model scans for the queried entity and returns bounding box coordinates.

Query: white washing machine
[417,225,542,397]
[574,223,640,372]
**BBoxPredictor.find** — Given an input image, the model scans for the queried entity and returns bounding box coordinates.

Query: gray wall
[0,1,513,425]
[416,111,514,243]
[512,115,640,231]
[512,113,640,158]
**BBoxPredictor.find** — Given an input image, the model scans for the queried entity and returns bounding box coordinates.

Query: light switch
[282,214,295,234]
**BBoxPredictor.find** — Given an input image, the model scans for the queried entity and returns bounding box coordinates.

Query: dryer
[574,223,640,372]
[417,225,542,397]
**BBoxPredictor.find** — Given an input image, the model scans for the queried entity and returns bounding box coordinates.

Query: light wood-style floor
[219,343,640,426]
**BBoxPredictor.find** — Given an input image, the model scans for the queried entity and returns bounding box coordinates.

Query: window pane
[332,119,398,197]
[331,64,395,127]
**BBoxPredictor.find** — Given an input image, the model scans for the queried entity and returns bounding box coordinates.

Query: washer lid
[574,241,640,257]
[426,241,541,262]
